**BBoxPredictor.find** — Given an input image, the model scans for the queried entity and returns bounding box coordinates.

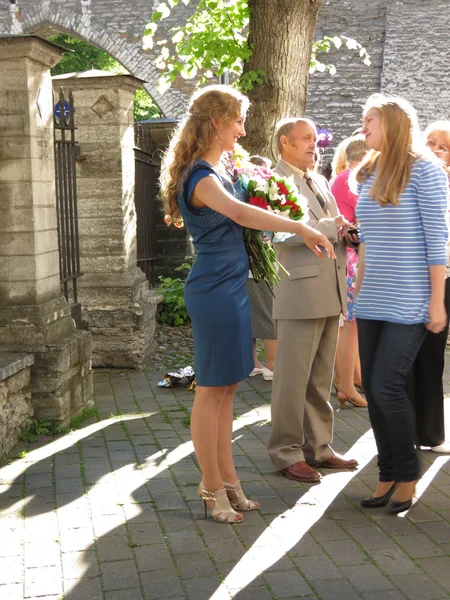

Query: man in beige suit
[268,118,358,482]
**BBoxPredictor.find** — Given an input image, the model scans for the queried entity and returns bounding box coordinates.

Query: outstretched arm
[192,175,336,259]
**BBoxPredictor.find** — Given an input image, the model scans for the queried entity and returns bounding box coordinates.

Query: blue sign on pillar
[54,101,71,119]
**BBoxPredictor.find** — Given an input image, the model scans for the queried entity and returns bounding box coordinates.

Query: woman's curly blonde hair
[159,85,249,219]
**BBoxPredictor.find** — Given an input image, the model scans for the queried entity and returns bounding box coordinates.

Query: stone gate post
[52,71,157,368]
[0,35,93,423]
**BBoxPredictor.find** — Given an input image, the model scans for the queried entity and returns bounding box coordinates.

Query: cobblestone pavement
[1,357,450,600]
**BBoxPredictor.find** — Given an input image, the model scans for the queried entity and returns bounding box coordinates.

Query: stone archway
[0,0,187,118]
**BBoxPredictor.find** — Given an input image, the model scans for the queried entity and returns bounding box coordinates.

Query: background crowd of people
[159,85,450,523]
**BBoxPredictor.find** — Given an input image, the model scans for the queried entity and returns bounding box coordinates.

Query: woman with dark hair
[354,95,448,513]
[407,121,450,454]
[159,85,335,523]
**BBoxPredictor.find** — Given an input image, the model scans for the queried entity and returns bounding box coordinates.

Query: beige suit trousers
[268,316,339,470]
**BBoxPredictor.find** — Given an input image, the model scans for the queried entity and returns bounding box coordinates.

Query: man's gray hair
[275,117,316,155]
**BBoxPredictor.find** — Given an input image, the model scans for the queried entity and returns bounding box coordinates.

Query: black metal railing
[134,122,159,286]
[53,87,84,328]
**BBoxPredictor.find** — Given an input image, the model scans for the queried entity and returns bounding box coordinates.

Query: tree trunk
[243,0,323,159]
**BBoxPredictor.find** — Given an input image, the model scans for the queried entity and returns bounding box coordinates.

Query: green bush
[157,257,193,327]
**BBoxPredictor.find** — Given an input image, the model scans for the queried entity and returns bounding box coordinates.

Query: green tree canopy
[49,33,161,120]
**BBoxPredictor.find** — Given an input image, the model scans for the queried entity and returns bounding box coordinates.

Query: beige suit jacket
[272,159,347,320]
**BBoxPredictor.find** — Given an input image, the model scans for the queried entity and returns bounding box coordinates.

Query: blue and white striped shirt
[355,158,449,324]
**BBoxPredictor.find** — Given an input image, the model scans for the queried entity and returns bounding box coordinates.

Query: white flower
[254,178,269,194]
[269,181,280,200]
[280,195,286,205]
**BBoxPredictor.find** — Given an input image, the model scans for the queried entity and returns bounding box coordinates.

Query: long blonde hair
[355,94,422,205]
[331,137,352,179]
[159,85,249,218]
[424,120,450,173]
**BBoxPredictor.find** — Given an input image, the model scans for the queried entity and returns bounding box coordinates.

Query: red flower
[284,199,299,213]
[250,196,269,210]
[276,182,290,196]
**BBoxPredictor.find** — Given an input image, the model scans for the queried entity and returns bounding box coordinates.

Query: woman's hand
[301,225,336,260]
[426,299,447,333]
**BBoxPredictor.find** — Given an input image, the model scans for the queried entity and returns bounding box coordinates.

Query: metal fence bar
[53,87,84,328]
[134,122,160,287]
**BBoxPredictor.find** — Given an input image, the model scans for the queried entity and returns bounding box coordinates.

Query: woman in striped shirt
[354,95,448,513]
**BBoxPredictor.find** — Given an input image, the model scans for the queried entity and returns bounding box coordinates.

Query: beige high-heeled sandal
[197,483,243,524]
[224,479,260,511]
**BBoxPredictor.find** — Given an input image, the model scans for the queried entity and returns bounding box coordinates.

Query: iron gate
[134,122,159,286]
[53,87,84,328]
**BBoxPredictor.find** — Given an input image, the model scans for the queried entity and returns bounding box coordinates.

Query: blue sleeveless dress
[177,160,254,386]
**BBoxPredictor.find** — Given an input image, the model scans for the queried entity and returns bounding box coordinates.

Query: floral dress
[345,247,358,322]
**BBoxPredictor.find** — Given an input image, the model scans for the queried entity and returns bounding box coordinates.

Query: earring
[215,134,218,140]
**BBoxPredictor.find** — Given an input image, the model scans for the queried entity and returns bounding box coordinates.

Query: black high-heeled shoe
[390,498,412,514]
[360,484,396,508]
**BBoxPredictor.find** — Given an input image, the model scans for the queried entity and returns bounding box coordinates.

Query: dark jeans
[358,319,427,482]
[406,278,450,447]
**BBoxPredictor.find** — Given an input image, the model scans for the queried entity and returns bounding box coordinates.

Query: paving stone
[60,527,95,552]
[0,583,23,599]
[151,493,189,511]
[63,576,103,599]
[263,570,313,597]
[229,586,274,600]
[202,534,246,562]
[321,539,369,566]
[293,554,343,581]
[128,522,166,546]
[362,592,405,600]
[347,526,397,551]
[134,543,174,572]
[340,564,394,593]
[371,547,421,576]
[310,518,349,541]
[166,530,208,555]
[61,550,98,580]
[140,568,185,598]
[314,578,363,600]
[394,533,443,558]
[24,566,63,597]
[101,559,140,592]
[24,541,61,568]
[418,556,450,589]
[96,534,134,562]
[289,533,323,557]
[105,590,144,600]
[122,502,158,524]
[175,550,217,579]
[417,520,450,544]
[390,573,447,599]
[0,557,23,584]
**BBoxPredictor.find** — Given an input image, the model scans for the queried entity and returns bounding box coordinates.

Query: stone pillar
[0,35,93,424]
[52,71,157,368]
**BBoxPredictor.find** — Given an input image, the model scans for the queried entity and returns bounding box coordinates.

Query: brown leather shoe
[279,461,321,482]
[315,455,358,470]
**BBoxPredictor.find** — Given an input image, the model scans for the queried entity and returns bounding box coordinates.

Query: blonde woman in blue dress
[159,86,335,524]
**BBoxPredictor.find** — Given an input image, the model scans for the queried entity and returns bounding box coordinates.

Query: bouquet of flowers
[236,163,306,284]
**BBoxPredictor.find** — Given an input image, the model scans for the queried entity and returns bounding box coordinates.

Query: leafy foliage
[19,406,98,443]
[144,0,371,93]
[157,257,194,326]
[49,33,161,120]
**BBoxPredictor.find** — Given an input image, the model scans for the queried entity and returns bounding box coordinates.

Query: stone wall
[0,354,34,455]
[2,1,447,173]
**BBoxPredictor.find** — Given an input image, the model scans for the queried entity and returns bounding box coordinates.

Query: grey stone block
[175,550,217,579]
[263,570,313,597]
[314,578,363,600]
[294,554,343,581]
[134,543,174,573]
[101,559,140,592]
[128,522,166,546]
[340,564,394,593]
[395,533,443,558]
[96,535,134,562]
[140,568,184,599]
[390,573,447,599]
